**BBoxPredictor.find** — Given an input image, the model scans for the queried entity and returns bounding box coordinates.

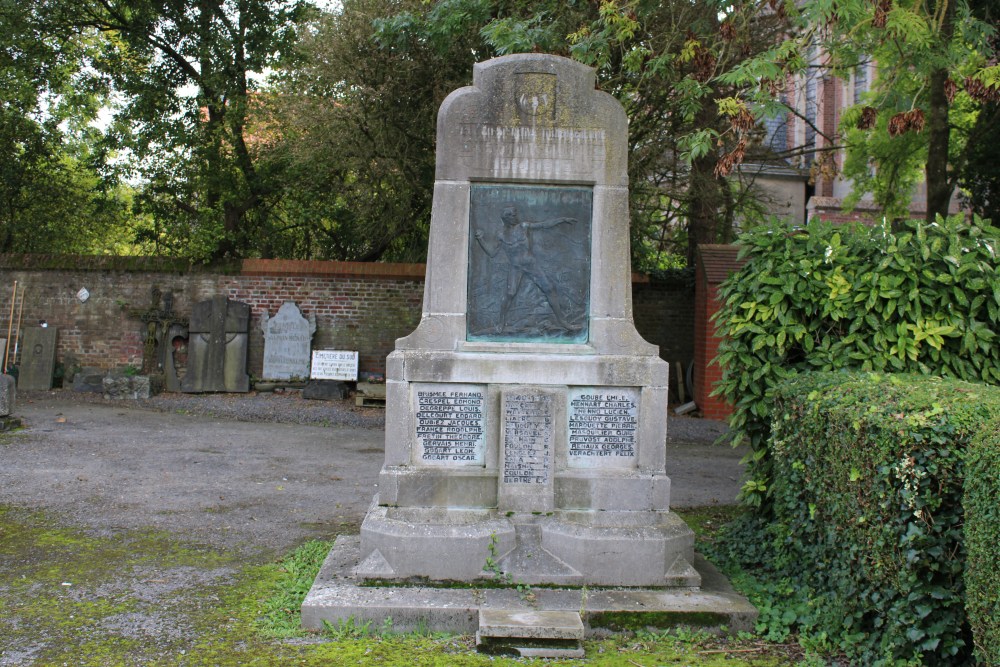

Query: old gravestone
[17,327,58,391]
[261,302,316,381]
[352,53,697,588]
[181,296,250,393]
[0,374,14,417]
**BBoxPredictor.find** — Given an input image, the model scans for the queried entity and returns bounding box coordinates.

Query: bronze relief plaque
[467,184,592,343]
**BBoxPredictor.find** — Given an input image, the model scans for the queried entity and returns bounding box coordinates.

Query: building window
[854,63,869,104]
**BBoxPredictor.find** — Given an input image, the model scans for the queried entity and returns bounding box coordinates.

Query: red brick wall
[0,256,693,382]
[693,279,729,419]
[693,246,746,420]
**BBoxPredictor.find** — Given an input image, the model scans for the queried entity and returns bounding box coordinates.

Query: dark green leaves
[713,215,1000,509]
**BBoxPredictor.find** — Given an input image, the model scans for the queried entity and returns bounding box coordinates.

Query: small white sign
[311,350,359,381]
[77,287,90,303]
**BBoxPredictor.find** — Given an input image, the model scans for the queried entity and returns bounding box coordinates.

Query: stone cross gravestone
[356,54,697,588]
[261,302,316,381]
[180,296,250,393]
[17,327,58,391]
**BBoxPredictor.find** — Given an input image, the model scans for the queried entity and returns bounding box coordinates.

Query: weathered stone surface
[339,53,695,600]
[72,367,106,393]
[0,374,15,416]
[181,297,250,393]
[302,380,349,401]
[261,301,315,381]
[477,609,585,658]
[303,536,757,635]
[478,609,584,640]
[102,375,158,400]
[17,327,57,391]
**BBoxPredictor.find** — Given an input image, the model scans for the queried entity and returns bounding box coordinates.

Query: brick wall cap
[696,244,746,285]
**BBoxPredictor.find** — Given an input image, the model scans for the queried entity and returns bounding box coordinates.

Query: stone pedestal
[354,54,697,589]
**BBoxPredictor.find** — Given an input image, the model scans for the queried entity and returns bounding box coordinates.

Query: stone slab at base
[477,609,585,658]
[301,536,757,637]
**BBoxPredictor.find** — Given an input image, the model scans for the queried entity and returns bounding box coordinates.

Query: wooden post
[12,289,24,369]
[3,281,16,373]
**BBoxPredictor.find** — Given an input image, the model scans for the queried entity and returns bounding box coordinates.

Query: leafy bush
[710,372,1000,666]
[712,214,1000,508]
[964,415,1000,666]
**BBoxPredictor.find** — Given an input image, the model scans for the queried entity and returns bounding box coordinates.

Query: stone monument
[261,302,316,381]
[181,296,250,393]
[17,327,58,391]
[303,54,754,645]
[127,288,189,392]
[354,52,696,588]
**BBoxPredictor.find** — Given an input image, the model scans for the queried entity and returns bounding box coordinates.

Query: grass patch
[0,504,809,665]
[257,539,332,638]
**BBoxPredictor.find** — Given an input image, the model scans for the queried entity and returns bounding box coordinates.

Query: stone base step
[355,395,386,408]
[476,609,585,658]
[301,535,758,643]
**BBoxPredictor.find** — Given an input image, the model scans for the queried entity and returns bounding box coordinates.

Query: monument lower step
[476,609,585,658]
[302,535,758,641]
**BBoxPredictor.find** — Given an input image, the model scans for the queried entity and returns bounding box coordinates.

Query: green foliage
[266,0,488,262]
[0,2,134,254]
[257,539,333,638]
[959,100,1000,223]
[271,0,790,266]
[17,0,304,261]
[964,415,1000,666]
[709,372,1000,665]
[723,0,998,220]
[712,215,1000,508]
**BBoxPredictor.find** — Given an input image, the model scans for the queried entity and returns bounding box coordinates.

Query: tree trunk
[687,151,727,266]
[925,67,952,221]
[924,0,956,222]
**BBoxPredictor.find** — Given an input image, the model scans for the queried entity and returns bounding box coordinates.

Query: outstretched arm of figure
[474,230,499,257]
[525,217,577,230]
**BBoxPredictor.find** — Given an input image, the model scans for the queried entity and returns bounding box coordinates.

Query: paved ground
[2,390,744,557]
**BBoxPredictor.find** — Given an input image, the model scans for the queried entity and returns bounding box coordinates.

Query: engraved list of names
[414,383,486,466]
[567,387,639,468]
[502,393,553,484]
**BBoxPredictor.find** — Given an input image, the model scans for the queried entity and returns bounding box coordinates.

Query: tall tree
[0,1,131,253]
[270,0,788,266]
[265,0,491,261]
[30,0,304,259]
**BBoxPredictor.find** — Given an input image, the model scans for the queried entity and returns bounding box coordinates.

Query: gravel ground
[64,387,388,430]
[0,389,745,665]
[6,388,743,542]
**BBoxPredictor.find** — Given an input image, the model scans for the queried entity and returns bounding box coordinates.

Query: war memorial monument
[302,53,754,655]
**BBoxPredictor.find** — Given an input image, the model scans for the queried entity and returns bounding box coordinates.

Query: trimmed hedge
[712,215,1000,509]
[965,415,1000,666]
[718,372,1000,665]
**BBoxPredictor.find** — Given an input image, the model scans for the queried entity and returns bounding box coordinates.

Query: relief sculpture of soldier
[474,205,583,335]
